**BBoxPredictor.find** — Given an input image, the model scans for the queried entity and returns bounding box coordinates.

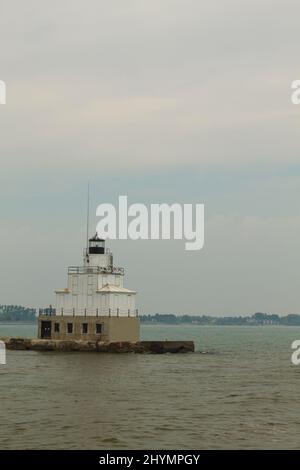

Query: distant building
[38,234,139,342]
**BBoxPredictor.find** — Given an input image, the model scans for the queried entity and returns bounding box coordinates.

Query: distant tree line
[140,312,300,326]
[2,306,300,325]
[0,305,36,322]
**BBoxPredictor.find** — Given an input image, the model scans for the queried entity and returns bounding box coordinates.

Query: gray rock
[0,337,194,354]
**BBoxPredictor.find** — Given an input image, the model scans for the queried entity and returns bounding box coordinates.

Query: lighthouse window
[96,323,102,334]
[82,323,88,334]
[67,323,73,334]
[54,323,60,333]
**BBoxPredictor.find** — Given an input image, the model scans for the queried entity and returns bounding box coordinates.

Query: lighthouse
[38,234,140,342]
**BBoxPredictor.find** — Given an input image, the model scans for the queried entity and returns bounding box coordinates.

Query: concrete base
[38,315,140,342]
[0,337,194,354]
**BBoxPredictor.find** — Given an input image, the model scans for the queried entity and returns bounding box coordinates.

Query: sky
[0,0,300,315]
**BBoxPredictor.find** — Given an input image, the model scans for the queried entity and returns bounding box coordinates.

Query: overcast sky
[1,1,300,315]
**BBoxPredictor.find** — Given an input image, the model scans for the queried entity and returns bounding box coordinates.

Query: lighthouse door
[41,321,52,339]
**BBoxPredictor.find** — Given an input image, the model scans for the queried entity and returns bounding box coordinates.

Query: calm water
[0,323,300,449]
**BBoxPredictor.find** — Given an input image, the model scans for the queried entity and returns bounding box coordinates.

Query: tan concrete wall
[106,316,140,343]
[38,315,140,342]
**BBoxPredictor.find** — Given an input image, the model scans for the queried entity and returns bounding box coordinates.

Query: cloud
[1,1,300,314]
[1,0,300,177]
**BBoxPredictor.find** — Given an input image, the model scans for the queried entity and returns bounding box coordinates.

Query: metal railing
[68,266,124,275]
[39,307,139,317]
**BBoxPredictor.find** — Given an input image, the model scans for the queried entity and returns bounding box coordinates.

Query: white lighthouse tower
[38,234,140,342]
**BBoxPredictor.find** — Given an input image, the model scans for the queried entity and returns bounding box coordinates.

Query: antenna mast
[86,182,90,255]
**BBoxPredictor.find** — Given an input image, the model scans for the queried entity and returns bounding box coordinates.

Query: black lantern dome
[88,233,105,254]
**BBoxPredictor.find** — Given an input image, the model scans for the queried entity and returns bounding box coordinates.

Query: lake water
[0,323,300,449]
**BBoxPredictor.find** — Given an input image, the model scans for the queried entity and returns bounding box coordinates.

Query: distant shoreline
[0,321,36,324]
[2,308,300,327]
[1,320,300,328]
[140,312,300,326]
[141,322,300,327]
